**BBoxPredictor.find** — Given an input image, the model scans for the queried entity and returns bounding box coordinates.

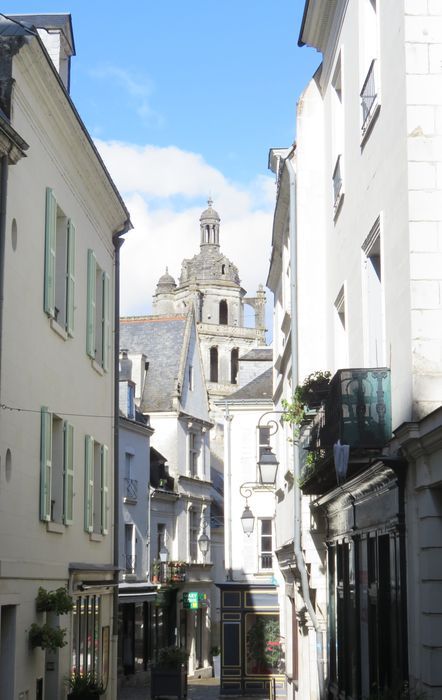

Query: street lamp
[159,544,168,563]
[238,410,283,535]
[198,517,211,559]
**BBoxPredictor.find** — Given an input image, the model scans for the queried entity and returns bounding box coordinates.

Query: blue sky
[3,1,320,325]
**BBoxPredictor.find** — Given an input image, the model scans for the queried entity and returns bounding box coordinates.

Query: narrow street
[118,676,281,700]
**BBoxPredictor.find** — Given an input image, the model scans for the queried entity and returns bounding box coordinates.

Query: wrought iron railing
[260,554,273,570]
[124,478,138,501]
[360,60,377,135]
[309,367,391,451]
[125,554,137,574]
[332,155,343,209]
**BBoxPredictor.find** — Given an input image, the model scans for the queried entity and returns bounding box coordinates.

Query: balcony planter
[36,586,73,614]
[66,671,105,700]
[151,646,188,700]
[29,623,67,651]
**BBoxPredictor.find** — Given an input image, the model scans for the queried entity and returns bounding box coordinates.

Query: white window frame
[258,518,273,571]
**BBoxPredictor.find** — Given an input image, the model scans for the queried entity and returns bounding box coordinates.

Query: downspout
[111,221,131,651]
[285,157,324,699]
[0,155,8,403]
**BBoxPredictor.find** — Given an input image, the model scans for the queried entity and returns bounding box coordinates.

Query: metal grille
[360,60,377,134]
[125,478,138,500]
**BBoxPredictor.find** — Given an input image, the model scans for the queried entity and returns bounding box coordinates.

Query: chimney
[119,350,135,420]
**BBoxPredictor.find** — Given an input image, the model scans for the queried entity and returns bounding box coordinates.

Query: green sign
[183,592,208,610]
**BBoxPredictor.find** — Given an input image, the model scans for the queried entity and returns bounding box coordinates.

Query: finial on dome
[208,196,213,208]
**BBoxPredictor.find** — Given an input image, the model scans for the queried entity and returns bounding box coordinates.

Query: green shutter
[102,272,110,371]
[40,407,52,521]
[84,435,94,533]
[86,250,96,358]
[63,422,74,525]
[101,444,109,535]
[66,220,76,337]
[44,188,56,317]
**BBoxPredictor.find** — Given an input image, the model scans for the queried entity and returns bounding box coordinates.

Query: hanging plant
[282,371,331,430]
[29,622,67,650]
[36,586,73,614]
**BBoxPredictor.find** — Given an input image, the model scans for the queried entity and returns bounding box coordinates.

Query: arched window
[210,347,218,383]
[205,225,210,244]
[231,348,239,384]
[221,264,226,275]
[219,300,228,325]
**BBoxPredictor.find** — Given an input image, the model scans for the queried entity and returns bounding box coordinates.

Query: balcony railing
[125,554,137,574]
[301,368,391,493]
[332,155,343,211]
[124,478,138,501]
[360,60,377,136]
[260,554,273,570]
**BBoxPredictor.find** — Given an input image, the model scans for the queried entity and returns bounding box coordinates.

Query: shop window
[71,595,101,677]
[245,613,282,675]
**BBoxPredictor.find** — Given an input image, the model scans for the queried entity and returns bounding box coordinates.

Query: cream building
[0,13,131,700]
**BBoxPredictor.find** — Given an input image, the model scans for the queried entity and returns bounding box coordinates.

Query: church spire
[200,198,220,247]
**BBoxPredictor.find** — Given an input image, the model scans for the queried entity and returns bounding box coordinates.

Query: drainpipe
[0,155,8,403]
[111,222,131,667]
[285,157,324,699]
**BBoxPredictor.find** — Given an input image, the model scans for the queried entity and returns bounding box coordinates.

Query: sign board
[183,592,208,609]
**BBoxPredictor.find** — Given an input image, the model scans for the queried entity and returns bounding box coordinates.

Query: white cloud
[95,139,275,331]
[90,66,161,125]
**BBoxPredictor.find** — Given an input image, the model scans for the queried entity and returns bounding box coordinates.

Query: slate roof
[239,348,273,361]
[0,13,36,36]
[228,367,273,401]
[120,315,188,413]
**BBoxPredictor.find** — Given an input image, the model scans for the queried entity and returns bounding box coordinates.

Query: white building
[120,311,219,677]
[268,1,442,699]
[0,12,131,700]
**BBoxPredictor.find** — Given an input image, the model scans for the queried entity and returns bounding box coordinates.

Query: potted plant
[211,645,221,678]
[282,370,331,429]
[36,586,73,614]
[151,559,160,583]
[66,671,105,700]
[29,622,67,651]
[151,645,188,700]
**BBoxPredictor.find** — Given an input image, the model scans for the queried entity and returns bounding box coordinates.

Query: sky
[3,1,320,331]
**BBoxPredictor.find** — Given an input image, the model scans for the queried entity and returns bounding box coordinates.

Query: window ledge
[46,521,65,534]
[91,359,104,376]
[89,532,104,542]
[50,318,68,341]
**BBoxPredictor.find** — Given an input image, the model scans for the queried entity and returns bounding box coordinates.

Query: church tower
[152,200,267,399]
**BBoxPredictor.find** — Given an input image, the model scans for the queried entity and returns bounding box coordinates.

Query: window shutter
[102,272,110,371]
[64,422,74,525]
[66,220,76,337]
[84,435,94,533]
[86,250,96,358]
[40,407,52,521]
[101,444,109,535]
[44,188,56,317]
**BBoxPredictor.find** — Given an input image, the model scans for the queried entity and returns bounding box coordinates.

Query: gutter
[285,157,324,699]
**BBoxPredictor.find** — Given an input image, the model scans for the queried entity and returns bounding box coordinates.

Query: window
[230,348,239,384]
[44,187,75,335]
[259,519,273,570]
[188,432,198,477]
[125,523,136,574]
[124,452,137,501]
[157,523,166,558]
[84,435,109,535]
[359,0,379,138]
[209,346,218,382]
[86,249,110,371]
[362,218,384,365]
[188,365,194,391]
[331,53,344,214]
[40,407,74,525]
[71,595,101,677]
[258,425,270,459]
[219,300,228,325]
[334,285,348,368]
[189,508,199,562]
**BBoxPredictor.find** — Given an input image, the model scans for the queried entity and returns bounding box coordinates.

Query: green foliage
[282,371,331,429]
[157,645,189,668]
[36,586,73,614]
[29,622,67,650]
[66,671,105,696]
[210,645,221,657]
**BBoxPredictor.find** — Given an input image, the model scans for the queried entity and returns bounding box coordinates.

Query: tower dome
[156,267,176,292]
[200,198,220,247]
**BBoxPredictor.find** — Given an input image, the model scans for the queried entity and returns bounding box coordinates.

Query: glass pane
[245,613,281,675]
